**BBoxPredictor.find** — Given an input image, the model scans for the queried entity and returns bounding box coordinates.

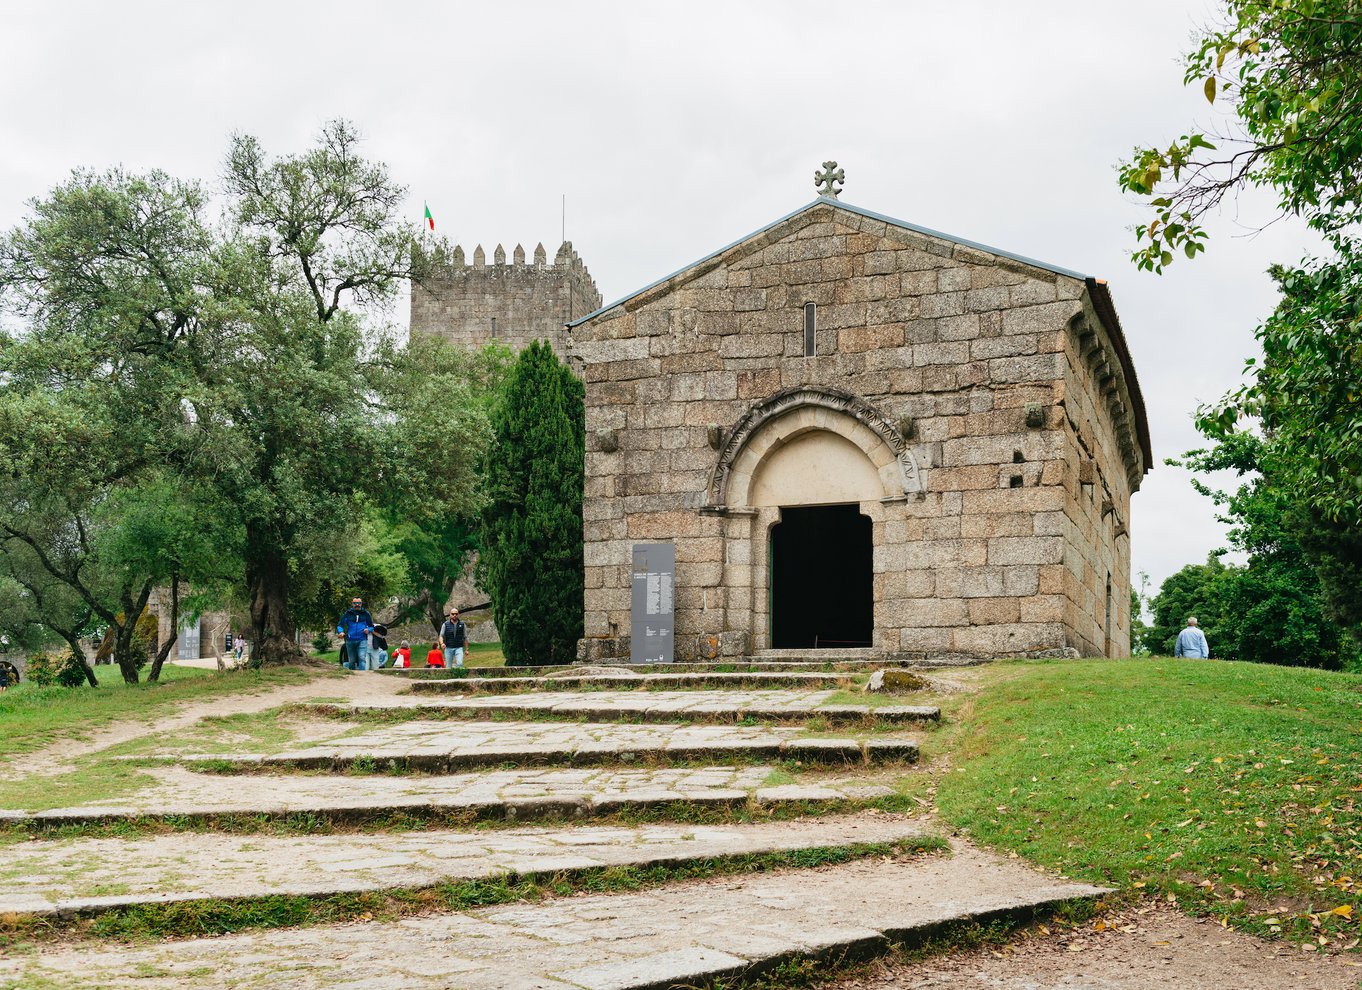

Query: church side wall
[577,203,1110,661]
[1059,306,1136,657]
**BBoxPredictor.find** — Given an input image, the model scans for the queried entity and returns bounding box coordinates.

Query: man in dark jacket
[370,622,389,669]
[440,608,468,668]
[336,597,374,671]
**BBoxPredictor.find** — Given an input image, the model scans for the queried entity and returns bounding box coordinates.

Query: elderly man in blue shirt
[1174,616,1211,659]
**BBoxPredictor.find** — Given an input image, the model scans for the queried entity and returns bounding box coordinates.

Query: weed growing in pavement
[0,792,933,846]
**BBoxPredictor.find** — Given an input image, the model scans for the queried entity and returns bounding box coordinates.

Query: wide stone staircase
[0,661,1106,990]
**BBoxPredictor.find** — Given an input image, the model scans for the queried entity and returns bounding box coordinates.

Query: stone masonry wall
[411,241,602,358]
[573,201,1144,661]
[1057,303,1137,656]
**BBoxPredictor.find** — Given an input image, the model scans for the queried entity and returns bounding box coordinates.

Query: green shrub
[24,651,57,687]
[25,651,88,688]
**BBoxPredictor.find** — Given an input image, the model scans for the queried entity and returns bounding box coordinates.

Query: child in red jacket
[425,642,444,668]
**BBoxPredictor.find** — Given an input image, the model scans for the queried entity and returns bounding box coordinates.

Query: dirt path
[837,902,1362,989]
[6,670,407,781]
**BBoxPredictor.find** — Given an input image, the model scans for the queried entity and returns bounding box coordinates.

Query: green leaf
[1204,76,1217,104]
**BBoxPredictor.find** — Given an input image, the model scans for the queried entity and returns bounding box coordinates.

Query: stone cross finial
[815,161,845,199]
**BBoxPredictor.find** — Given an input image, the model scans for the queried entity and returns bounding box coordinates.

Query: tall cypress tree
[478,341,584,664]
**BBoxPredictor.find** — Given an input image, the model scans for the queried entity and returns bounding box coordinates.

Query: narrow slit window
[803,302,816,357]
[490,317,498,337]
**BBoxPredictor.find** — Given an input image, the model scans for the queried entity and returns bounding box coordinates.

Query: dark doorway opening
[770,503,873,649]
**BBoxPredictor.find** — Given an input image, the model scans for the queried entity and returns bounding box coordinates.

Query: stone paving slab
[320,689,940,725]
[0,814,932,918]
[156,720,917,772]
[1,846,1108,990]
[408,671,858,694]
[0,764,899,829]
[383,659,915,679]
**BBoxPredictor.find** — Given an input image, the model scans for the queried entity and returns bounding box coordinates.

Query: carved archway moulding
[704,386,922,510]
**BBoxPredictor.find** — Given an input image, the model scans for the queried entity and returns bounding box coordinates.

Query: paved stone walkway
[335,688,939,724]
[409,671,859,693]
[1,848,1107,990]
[2,764,899,827]
[1,814,930,918]
[162,720,917,771]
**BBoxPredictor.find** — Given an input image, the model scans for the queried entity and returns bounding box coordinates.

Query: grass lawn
[935,657,1362,950]
[0,663,343,814]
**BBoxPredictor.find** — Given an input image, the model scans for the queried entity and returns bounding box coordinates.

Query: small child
[425,642,444,668]
[392,640,412,668]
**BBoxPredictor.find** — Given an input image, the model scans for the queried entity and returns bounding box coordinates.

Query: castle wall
[573,201,1144,662]
[410,241,602,358]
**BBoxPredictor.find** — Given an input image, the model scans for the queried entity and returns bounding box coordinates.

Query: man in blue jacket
[337,597,374,671]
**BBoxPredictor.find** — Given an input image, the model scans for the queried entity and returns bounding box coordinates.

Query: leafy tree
[1129,571,1155,656]
[384,339,512,633]
[1166,432,1357,668]
[478,341,584,665]
[0,548,98,685]
[1119,1,1362,271]
[1148,555,1239,657]
[0,169,224,682]
[293,504,411,635]
[0,122,490,671]
[1122,3,1362,642]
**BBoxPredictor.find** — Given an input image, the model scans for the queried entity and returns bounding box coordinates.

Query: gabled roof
[571,197,1151,477]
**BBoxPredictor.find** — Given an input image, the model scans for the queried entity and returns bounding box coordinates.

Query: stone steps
[382,658,929,678]
[2,845,1109,990]
[311,689,940,726]
[0,815,933,922]
[1,764,900,832]
[407,671,859,694]
[168,735,916,774]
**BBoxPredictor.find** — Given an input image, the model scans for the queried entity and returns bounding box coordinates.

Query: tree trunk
[111,619,140,684]
[110,582,155,684]
[147,576,179,683]
[247,539,303,664]
[57,632,98,687]
[204,616,227,672]
[418,588,444,635]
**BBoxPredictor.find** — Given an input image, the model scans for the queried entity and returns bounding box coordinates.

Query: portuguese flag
[424,202,434,232]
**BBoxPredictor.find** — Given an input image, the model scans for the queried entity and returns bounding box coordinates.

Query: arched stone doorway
[704,387,922,653]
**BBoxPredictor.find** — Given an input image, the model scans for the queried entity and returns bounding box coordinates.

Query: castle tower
[410,240,602,357]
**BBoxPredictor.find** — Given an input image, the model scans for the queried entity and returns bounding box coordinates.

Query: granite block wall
[572,200,1146,662]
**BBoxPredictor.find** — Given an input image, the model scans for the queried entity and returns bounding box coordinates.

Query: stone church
[412,171,1150,662]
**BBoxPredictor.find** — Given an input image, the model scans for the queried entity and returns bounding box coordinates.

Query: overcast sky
[0,1,1321,595]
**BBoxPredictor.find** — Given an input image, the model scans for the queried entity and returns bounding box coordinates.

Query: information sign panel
[630,543,675,664]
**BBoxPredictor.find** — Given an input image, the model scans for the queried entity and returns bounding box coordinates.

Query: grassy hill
[935,658,1362,951]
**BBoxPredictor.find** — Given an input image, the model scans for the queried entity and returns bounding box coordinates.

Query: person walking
[1174,616,1211,659]
[336,597,374,671]
[440,608,469,669]
[370,621,389,669]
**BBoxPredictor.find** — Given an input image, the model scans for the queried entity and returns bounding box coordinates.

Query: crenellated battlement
[411,240,602,359]
[435,240,597,288]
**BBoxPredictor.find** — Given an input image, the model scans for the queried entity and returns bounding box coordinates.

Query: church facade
[568,194,1151,662]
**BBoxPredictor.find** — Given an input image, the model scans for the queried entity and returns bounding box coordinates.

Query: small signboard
[630,543,675,664]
